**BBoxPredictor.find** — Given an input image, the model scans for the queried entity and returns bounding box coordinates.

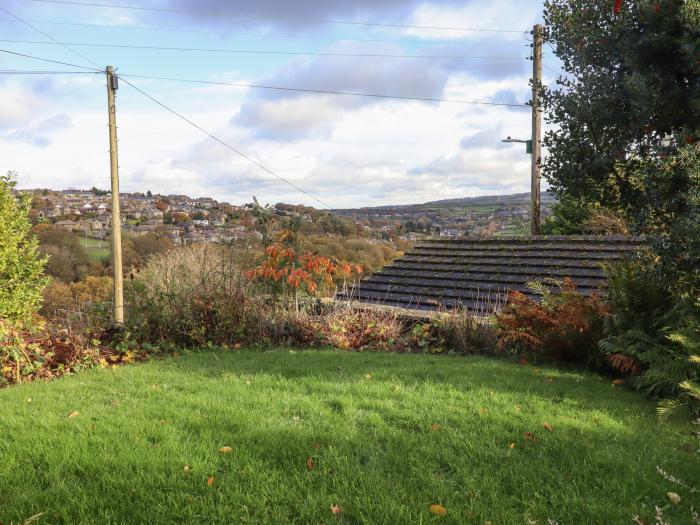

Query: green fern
[601,260,700,417]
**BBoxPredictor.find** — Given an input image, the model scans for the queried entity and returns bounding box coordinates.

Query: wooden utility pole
[531,24,543,235]
[106,65,124,324]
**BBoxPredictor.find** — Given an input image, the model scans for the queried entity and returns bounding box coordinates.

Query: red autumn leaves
[246,243,362,295]
[614,0,663,14]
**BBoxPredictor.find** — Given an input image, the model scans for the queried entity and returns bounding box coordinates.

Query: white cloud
[3,0,546,208]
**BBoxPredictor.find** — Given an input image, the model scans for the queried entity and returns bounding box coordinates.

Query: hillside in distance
[333,192,556,238]
[423,191,556,208]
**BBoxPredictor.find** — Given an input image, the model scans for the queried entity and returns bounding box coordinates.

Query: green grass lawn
[75,235,110,263]
[1,350,698,524]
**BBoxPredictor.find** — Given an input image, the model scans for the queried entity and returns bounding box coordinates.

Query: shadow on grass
[158,348,657,417]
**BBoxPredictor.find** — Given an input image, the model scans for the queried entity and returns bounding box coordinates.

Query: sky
[0,0,556,208]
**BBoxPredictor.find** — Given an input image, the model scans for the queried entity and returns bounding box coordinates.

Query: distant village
[18,188,265,245]
[16,187,553,244]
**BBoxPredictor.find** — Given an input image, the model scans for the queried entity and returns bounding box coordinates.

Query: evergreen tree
[0,172,48,322]
[543,0,700,220]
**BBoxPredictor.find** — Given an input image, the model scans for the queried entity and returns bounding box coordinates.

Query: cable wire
[0,48,101,71]
[118,76,333,209]
[118,73,529,108]
[0,39,529,60]
[0,48,526,107]
[0,69,99,74]
[0,6,102,68]
[29,0,527,33]
[4,9,331,207]
[0,18,531,47]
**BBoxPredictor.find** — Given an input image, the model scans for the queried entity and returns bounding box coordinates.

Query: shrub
[126,244,262,346]
[496,279,609,364]
[0,320,137,387]
[311,306,403,351]
[600,260,700,417]
[433,310,497,354]
[41,276,113,329]
[246,242,362,309]
[0,172,48,322]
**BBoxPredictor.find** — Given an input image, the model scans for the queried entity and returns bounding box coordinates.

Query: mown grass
[1,349,698,524]
[76,236,110,263]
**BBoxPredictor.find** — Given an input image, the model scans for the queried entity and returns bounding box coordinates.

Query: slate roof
[338,235,647,312]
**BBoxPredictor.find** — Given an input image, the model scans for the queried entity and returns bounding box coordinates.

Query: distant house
[439,228,461,238]
[38,206,62,219]
[182,232,205,245]
[193,219,209,227]
[209,213,226,226]
[142,207,164,220]
[55,220,77,232]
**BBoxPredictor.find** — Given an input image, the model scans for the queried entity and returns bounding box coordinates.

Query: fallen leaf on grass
[431,423,442,431]
[365,373,373,380]
[218,446,233,454]
[330,504,343,515]
[67,411,80,419]
[611,378,624,386]
[479,407,488,414]
[430,504,447,516]
[543,422,553,432]
[508,442,516,449]
[306,457,315,470]
[515,404,522,412]
[183,465,190,473]
[207,476,215,487]
[524,431,537,442]
[667,492,681,504]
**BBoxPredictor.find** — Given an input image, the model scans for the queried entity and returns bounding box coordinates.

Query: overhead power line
[0,69,99,74]
[118,73,529,108]
[30,0,527,33]
[0,48,101,71]
[0,39,529,60]
[0,18,530,47]
[0,5,101,68]
[118,76,333,209]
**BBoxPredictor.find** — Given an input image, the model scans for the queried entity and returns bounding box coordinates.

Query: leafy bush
[41,276,113,329]
[126,244,263,346]
[246,243,362,301]
[311,306,403,351]
[496,279,609,364]
[600,260,700,417]
[433,310,497,354]
[0,172,48,322]
[0,320,137,386]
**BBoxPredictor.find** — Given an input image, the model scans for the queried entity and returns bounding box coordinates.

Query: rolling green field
[77,236,110,262]
[1,349,698,524]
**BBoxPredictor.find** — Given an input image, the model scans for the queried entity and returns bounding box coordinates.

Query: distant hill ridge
[333,191,556,212]
[424,191,556,207]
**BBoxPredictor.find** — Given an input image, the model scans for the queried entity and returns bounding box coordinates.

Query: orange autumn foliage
[246,243,362,297]
[496,278,610,363]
